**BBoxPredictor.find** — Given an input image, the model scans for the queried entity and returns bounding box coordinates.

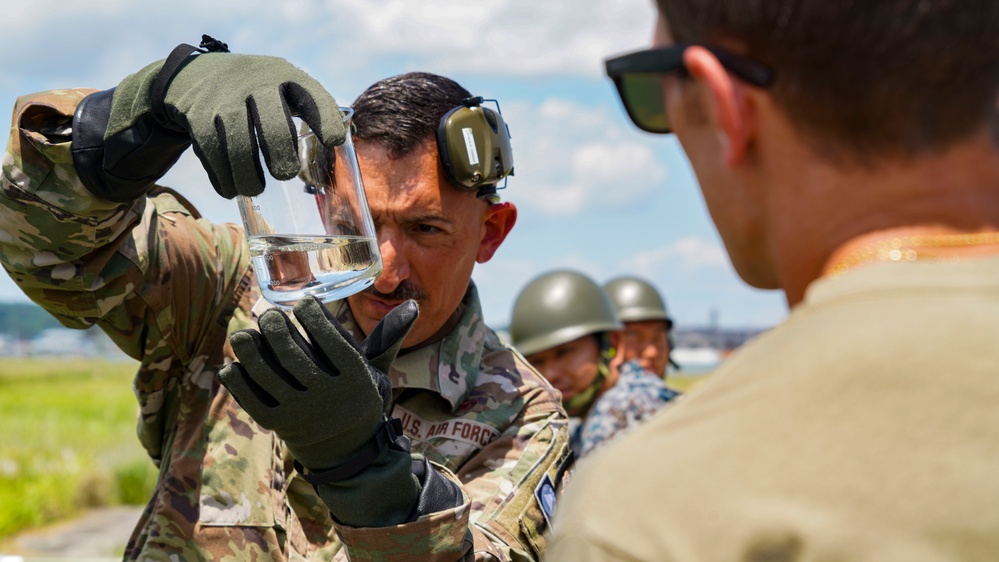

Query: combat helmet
[510,270,623,357]
[603,276,672,327]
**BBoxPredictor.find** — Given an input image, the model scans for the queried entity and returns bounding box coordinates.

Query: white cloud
[627,236,730,275]
[1,0,656,87]
[333,0,655,77]
[504,98,668,215]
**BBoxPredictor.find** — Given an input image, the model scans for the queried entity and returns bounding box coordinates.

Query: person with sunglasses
[550,1,999,560]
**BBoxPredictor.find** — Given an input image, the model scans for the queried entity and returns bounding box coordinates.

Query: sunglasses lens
[619,73,670,133]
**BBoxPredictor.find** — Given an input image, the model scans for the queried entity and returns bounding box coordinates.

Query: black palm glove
[218,295,423,527]
[72,35,346,202]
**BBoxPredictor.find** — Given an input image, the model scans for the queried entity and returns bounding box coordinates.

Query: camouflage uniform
[575,360,680,458]
[1,89,571,561]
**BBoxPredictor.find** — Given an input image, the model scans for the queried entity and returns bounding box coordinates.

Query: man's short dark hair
[350,72,471,160]
[657,0,999,165]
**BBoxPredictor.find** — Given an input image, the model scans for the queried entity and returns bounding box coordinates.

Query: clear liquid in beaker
[249,234,381,308]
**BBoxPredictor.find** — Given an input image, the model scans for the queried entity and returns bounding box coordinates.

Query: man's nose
[373,232,410,293]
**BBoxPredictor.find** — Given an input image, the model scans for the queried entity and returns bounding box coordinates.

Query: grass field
[666,372,711,393]
[0,357,156,540]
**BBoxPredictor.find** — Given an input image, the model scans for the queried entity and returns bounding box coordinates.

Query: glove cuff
[72,86,193,202]
[294,417,410,485]
[405,456,464,522]
[72,88,121,200]
[71,36,231,203]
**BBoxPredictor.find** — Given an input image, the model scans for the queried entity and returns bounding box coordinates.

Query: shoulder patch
[534,473,557,530]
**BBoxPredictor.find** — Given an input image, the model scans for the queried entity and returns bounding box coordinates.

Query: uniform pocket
[199,394,278,526]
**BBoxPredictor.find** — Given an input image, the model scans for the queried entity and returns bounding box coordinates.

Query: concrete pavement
[0,506,142,562]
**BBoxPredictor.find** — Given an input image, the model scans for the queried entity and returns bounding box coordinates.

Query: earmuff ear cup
[435,105,470,189]
[483,107,514,182]
[436,101,514,192]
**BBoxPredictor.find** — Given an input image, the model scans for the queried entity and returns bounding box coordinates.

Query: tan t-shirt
[549,257,999,561]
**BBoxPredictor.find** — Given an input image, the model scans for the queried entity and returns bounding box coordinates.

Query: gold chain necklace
[828,231,999,276]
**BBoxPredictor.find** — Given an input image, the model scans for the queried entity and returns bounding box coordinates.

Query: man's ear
[476,201,517,263]
[682,46,755,166]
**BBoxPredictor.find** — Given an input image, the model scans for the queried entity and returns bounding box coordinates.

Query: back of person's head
[656,0,999,165]
[509,270,623,357]
[351,72,472,159]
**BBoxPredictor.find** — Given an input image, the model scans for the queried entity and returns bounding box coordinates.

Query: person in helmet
[510,270,680,458]
[603,276,680,379]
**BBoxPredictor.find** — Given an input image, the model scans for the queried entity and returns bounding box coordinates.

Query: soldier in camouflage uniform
[0,40,569,561]
[509,270,678,458]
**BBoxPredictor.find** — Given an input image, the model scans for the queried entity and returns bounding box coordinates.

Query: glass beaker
[237,109,382,308]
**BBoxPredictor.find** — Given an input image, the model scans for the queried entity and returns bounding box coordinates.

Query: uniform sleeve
[332,388,572,562]
[0,88,250,364]
[577,362,681,457]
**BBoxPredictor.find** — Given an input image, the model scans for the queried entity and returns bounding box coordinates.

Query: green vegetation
[667,372,711,393]
[0,358,156,540]
[0,354,710,541]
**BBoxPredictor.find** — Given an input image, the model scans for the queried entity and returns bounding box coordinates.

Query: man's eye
[415,224,442,234]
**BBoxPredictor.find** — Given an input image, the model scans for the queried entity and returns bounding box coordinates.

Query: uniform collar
[804,255,999,309]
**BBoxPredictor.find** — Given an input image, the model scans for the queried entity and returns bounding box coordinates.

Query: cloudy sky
[0,0,787,329]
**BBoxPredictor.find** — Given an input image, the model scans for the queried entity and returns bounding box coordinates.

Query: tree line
[0,302,64,339]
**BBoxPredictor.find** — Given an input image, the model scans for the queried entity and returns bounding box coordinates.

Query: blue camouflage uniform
[575,360,681,457]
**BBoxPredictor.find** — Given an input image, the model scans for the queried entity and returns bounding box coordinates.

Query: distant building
[11,327,132,359]
[674,326,767,351]
[672,325,770,372]
[29,328,93,356]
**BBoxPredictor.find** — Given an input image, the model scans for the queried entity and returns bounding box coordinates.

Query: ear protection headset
[436,96,514,200]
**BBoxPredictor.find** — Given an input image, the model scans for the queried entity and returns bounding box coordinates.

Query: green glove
[72,36,345,201]
[218,296,422,527]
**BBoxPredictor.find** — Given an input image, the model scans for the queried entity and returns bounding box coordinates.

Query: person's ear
[682,46,756,166]
[476,201,517,263]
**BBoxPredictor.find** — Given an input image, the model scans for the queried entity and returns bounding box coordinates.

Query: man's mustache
[362,281,429,303]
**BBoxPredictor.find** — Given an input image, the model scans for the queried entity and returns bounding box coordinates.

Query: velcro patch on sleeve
[534,473,557,530]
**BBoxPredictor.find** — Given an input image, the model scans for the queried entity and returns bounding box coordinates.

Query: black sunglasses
[605,44,776,134]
